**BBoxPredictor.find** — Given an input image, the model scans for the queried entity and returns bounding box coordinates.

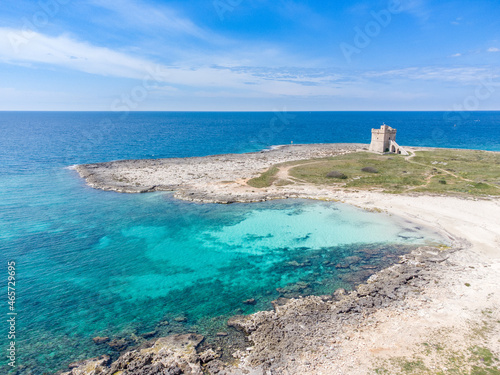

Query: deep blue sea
[0,111,499,374]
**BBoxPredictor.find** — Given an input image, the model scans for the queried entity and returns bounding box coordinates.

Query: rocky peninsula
[69,144,500,374]
[75,143,365,202]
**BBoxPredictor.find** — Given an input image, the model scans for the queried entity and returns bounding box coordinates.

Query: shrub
[361,166,379,173]
[326,171,347,179]
[439,179,447,185]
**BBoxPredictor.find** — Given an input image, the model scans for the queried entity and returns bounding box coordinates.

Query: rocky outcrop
[224,245,457,373]
[108,334,204,375]
[61,355,110,375]
[61,334,205,375]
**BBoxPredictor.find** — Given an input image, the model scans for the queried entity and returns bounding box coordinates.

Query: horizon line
[1,110,500,113]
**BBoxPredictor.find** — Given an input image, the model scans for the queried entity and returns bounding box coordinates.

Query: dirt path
[405,151,500,192]
[274,161,321,184]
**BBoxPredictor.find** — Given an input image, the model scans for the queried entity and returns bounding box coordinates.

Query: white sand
[302,192,500,374]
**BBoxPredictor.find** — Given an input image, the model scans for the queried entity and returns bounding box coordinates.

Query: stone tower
[369,124,398,153]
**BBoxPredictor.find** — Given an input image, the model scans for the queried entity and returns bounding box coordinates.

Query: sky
[0,0,499,111]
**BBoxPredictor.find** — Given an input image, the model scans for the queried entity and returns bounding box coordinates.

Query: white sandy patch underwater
[205,201,443,254]
[99,200,445,300]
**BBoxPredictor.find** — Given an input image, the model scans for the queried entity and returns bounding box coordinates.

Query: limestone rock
[333,288,347,300]
[199,348,220,363]
[61,355,110,375]
[108,333,205,375]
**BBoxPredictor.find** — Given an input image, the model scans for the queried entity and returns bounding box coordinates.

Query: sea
[0,111,499,374]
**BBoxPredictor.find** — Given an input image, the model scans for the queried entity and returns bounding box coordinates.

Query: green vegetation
[361,166,379,173]
[247,166,279,188]
[326,170,348,179]
[288,153,429,193]
[247,149,500,196]
[275,179,294,186]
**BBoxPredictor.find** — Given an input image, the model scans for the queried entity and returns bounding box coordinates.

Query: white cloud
[0,28,152,79]
[364,66,500,83]
[1,27,498,109]
[87,0,214,41]
[0,28,348,97]
[451,53,462,57]
[487,47,500,53]
[397,0,431,23]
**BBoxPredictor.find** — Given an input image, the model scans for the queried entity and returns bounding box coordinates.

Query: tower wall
[369,125,397,153]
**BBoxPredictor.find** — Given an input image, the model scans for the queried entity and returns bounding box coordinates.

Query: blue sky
[0,0,499,110]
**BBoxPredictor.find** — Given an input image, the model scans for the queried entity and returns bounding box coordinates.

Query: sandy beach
[236,192,500,374]
[70,144,500,374]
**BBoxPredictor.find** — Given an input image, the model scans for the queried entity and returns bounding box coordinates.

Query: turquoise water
[1,111,496,374]
[1,168,444,374]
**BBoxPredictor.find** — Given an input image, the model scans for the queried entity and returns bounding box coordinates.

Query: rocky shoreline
[75,143,365,203]
[59,243,460,375]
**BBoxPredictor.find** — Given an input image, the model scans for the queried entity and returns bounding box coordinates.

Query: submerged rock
[142,330,157,339]
[219,245,456,373]
[287,260,306,267]
[276,281,312,298]
[92,336,110,344]
[107,337,130,351]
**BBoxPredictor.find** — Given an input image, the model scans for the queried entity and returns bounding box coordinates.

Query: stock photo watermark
[64,64,171,161]
[111,65,171,118]
[6,261,17,369]
[213,0,244,21]
[340,0,403,63]
[444,77,497,126]
[235,108,296,152]
[428,77,498,145]
[257,108,296,145]
[8,0,71,53]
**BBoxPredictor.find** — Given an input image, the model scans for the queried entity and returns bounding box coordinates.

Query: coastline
[67,144,500,374]
[75,143,366,201]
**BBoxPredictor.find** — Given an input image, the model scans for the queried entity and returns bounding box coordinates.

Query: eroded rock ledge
[59,244,460,375]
